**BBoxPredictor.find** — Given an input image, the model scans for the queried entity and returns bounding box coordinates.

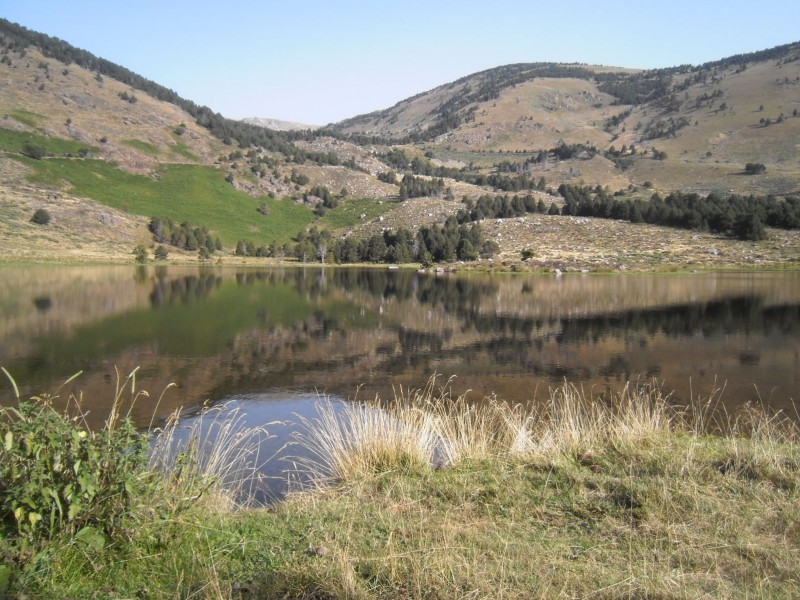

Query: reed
[295,378,687,484]
[148,401,276,510]
[293,398,438,486]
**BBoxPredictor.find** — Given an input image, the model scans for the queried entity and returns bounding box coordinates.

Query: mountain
[1,17,799,266]
[329,44,800,196]
[242,117,320,132]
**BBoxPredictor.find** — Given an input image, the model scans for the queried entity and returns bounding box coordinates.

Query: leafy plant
[744,162,767,175]
[153,244,169,260]
[21,142,46,160]
[0,369,150,549]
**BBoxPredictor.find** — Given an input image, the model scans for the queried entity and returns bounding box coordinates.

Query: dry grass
[148,400,277,510]
[293,376,789,486]
[260,377,800,598]
[11,374,800,598]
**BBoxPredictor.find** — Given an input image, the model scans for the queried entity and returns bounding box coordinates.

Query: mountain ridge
[2,17,800,267]
[242,117,320,132]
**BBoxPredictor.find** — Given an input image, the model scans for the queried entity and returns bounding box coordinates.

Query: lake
[2,265,799,496]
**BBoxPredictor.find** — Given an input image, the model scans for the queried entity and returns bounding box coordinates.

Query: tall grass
[4,371,799,598]
[295,376,797,485]
[293,398,438,485]
[148,401,276,510]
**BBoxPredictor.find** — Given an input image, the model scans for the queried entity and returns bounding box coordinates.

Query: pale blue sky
[2,1,798,125]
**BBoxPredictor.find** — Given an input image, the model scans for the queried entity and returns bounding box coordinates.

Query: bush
[0,374,150,545]
[744,162,767,175]
[733,213,767,241]
[21,142,46,160]
[30,208,51,225]
[153,245,169,260]
[133,244,148,263]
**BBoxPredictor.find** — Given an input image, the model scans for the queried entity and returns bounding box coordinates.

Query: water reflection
[155,392,338,504]
[1,266,798,430]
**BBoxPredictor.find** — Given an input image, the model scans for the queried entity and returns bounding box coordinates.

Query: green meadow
[3,129,407,248]
[9,144,314,247]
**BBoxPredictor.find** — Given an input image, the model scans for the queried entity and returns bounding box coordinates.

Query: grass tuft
[148,401,276,511]
[295,378,683,484]
[293,398,437,485]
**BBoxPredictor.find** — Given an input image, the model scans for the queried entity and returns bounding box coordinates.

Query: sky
[2,0,798,125]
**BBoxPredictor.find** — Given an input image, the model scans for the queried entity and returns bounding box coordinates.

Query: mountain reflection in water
[1,266,798,430]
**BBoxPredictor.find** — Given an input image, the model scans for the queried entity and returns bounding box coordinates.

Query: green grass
[121,138,161,156]
[8,109,45,129]
[169,141,199,161]
[4,380,798,598]
[320,197,395,231]
[15,155,314,246]
[0,128,97,156]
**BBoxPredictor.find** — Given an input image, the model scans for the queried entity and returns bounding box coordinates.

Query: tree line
[453,194,556,223]
[148,217,223,253]
[0,19,342,166]
[557,184,800,241]
[380,148,553,195]
[235,221,497,265]
[6,16,797,159]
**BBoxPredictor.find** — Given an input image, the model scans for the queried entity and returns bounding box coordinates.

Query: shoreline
[2,254,799,274]
[2,381,798,598]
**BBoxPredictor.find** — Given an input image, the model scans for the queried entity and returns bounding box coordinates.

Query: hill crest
[1,18,800,266]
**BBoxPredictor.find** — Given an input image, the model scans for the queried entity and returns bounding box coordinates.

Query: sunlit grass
[3,372,799,599]
[8,109,45,129]
[295,378,683,485]
[319,197,394,231]
[0,128,97,156]
[15,155,314,246]
[275,378,800,598]
[121,138,160,156]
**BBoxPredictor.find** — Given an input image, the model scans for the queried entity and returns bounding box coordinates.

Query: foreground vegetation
[1,371,798,598]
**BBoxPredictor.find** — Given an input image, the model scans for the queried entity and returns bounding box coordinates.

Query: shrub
[733,213,767,241]
[744,162,767,175]
[0,370,150,546]
[153,245,169,260]
[30,208,51,225]
[133,244,148,263]
[21,142,46,160]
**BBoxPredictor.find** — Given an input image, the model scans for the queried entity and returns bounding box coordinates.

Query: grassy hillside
[331,43,800,196]
[1,21,800,265]
[19,153,314,247]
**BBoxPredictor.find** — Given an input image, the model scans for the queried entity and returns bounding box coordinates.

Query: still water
[2,265,799,494]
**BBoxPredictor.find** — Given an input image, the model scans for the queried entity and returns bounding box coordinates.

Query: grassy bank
[1,375,798,598]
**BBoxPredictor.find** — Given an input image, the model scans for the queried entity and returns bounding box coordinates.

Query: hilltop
[1,18,799,267]
[242,117,320,132]
[329,47,800,196]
